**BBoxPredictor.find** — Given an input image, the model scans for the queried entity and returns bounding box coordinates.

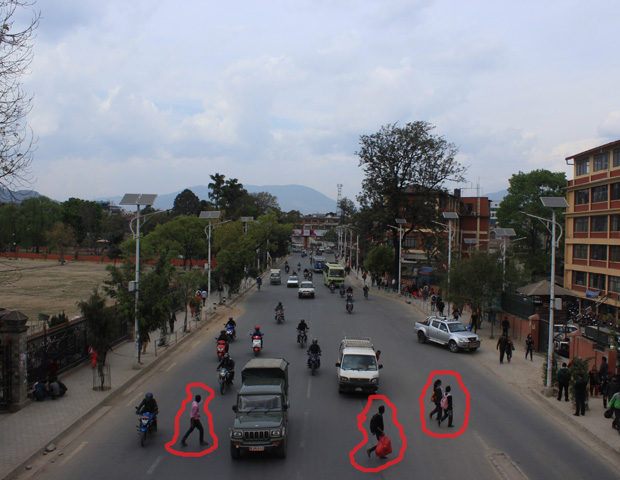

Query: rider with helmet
[297,319,309,343]
[217,329,229,353]
[216,353,236,383]
[252,325,264,347]
[136,392,159,430]
[226,316,237,337]
[275,302,285,322]
[307,338,322,366]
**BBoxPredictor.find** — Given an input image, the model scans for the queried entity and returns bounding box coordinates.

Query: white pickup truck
[414,316,481,353]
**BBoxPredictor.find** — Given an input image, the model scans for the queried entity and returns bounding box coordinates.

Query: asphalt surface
[3,254,620,480]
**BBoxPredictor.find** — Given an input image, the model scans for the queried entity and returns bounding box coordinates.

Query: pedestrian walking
[181,394,209,447]
[141,331,150,355]
[589,365,600,397]
[605,375,620,410]
[436,297,445,316]
[496,334,508,363]
[573,373,588,416]
[438,385,453,427]
[470,309,479,333]
[525,333,534,361]
[429,379,443,421]
[505,336,514,363]
[201,289,207,307]
[430,294,437,312]
[366,406,388,459]
[557,362,571,402]
[607,391,620,433]
[169,310,175,333]
[501,318,510,336]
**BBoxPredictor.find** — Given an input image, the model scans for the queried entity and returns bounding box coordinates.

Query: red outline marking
[419,370,470,438]
[165,383,218,457]
[348,394,407,472]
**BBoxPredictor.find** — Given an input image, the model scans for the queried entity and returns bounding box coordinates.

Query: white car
[298,281,315,298]
[287,275,300,288]
[553,324,579,335]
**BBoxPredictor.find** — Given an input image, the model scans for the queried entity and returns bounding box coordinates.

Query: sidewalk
[0,284,251,480]
[347,270,620,457]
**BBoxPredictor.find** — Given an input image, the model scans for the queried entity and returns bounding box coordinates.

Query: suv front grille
[244,430,270,440]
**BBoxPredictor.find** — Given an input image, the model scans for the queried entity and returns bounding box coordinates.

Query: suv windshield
[238,395,282,412]
[448,323,467,333]
[342,355,377,371]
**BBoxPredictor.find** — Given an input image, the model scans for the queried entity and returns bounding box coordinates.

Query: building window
[592,185,608,203]
[576,157,589,176]
[574,244,588,259]
[589,273,606,290]
[612,215,620,232]
[574,217,588,233]
[610,276,620,293]
[593,152,609,171]
[403,236,418,249]
[612,183,620,201]
[615,149,620,168]
[575,189,589,205]
[591,215,608,232]
[611,246,620,262]
[590,244,607,261]
[573,270,587,286]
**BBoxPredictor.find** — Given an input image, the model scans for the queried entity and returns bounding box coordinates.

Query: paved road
[17,254,620,480]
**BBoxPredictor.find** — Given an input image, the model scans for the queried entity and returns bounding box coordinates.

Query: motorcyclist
[363,285,369,299]
[329,281,336,292]
[216,353,235,383]
[307,339,322,367]
[216,329,229,353]
[252,325,264,347]
[339,283,346,296]
[297,319,309,343]
[226,316,236,337]
[346,286,354,295]
[136,392,159,431]
[275,302,285,322]
[303,267,309,278]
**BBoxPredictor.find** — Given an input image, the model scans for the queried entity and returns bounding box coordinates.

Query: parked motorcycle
[216,339,228,360]
[225,324,236,342]
[136,410,156,447]
[217,367,233,394]
[308,353,321,376]
[251,334,263,356]
[275,311,285,324]
[297,329,308,348]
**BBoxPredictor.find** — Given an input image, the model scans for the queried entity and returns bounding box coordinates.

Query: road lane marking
[164,362,176,373]
[61,441,87,465]
[306,377,312,399]
[192,340,201,349]
[127,391,144,407]
[147,455,163,474]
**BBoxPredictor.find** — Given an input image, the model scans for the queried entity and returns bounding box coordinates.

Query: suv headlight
[270,429,281,437]
[340,376,350,382]
[370,378,378,383]
[231,430,243,439]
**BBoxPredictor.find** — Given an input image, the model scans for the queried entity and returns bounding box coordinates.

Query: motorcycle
[275,311,285,324]
[252,334,263,356]
[285,265,290,273]
[329,283,336,293]
[346,296,354,314]
[308,353,321,376]
[217,367,233,394]
[363,287,369,300]
[339,285,345,298]
[136,410,156,447]
[225,324,236,342]
[216,339,228,360]
[297,329,308,348]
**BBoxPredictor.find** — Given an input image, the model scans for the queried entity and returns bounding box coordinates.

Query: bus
[323,263,345,286]
[313,257,327,273]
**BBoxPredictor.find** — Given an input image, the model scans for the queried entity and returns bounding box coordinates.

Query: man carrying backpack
[366,405,388,459]
[557,362,571,402]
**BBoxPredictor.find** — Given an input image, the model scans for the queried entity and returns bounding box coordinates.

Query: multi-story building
[564,139,620,318]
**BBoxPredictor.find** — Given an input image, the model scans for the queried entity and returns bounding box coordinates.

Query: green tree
[0,202,20,252]
[137,254,175,339]
[496,169,567,279]
[60,198,104,248]
[19,196,60,253]
[356,122,466,276]
[145,215,207,269]
[172,189,201,217]
[174,268,205,331]
[338,197,357,223]
[78,288,116,367]
[365,245,395,278]
[208,173,226,209]
[46,222,76,262]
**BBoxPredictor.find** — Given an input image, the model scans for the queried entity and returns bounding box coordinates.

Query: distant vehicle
[553,324,578,335]
[335,337,382,394]
[269,269,281,285]
[414,316,481,353]
[324,247,333,254]
[313,257,327,273]
[323,262,345,287]
[292,244,303,253]
[554,332,571,357]
[287,276,300,288]
[298,281,315,299]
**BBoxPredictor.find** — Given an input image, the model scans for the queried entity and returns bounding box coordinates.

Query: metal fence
[501,292,536,319]
[0,344,11,411]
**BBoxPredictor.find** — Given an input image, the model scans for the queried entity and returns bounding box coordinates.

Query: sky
[17,0,620,204]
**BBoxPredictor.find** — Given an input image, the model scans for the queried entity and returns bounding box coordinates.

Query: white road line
[192,340,201,349]
[164,362,176,373]
[306,377,312,399]
[147,455,163,475]
[127,391,144,407]
[61,441,87,465]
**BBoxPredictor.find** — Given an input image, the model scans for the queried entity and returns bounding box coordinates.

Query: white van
[269,269,281,285]
[335,337,382,394]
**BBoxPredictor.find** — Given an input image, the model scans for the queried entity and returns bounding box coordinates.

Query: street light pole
[200,211,221,315]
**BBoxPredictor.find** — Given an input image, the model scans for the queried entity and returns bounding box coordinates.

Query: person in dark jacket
[429,379,443,421]
[525,333,535,361]
[366,406,387,458]
[136,392,159,430]
[605,375,620,409]
[557,362,571,402]
[438,385,453,427]
[496,334,508,363]
[573,373,588,416]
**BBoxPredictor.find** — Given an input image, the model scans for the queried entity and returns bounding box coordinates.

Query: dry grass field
[0,258,113,331]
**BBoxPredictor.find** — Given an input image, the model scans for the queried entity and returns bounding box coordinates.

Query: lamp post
[387,219,407,295]
[200,211,221,315]
[521,198,568,394]
[494,227,516,287]
[120,193,158,367]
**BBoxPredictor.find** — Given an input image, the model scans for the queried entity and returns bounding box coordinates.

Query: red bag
[375,435,392,457]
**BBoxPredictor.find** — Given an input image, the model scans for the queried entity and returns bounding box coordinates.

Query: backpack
[440,395,449,410]
[431,391,437,403]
